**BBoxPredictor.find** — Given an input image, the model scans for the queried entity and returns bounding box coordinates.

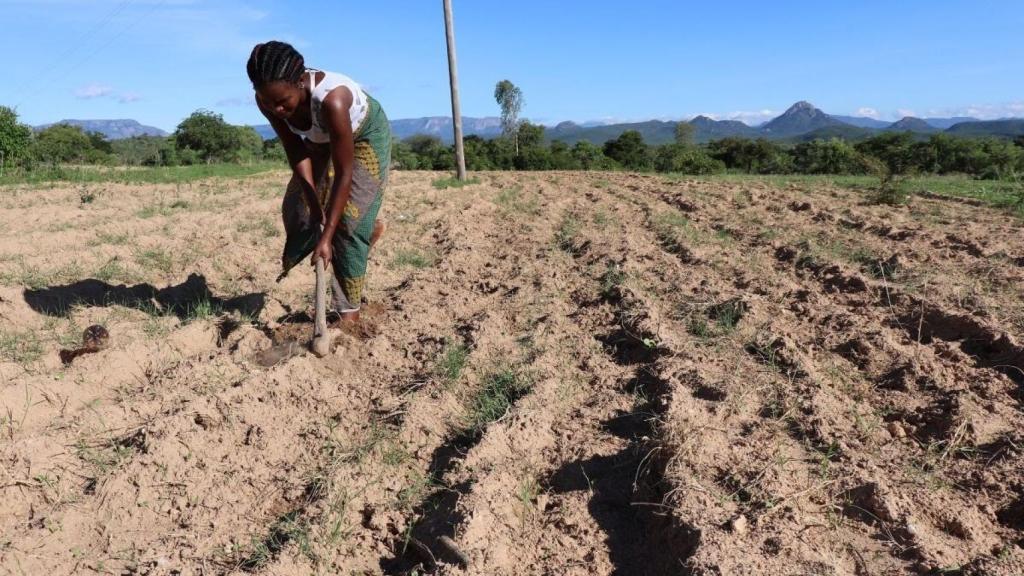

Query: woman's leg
[330,140,387,323]
[370,219,386,249]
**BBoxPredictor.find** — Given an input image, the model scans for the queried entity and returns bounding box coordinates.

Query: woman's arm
[255,95,323,222]
[311,86,356,265]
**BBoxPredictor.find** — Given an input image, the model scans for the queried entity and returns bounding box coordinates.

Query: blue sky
[2,0,1022,131]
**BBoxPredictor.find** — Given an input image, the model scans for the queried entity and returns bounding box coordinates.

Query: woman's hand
[312,236,332,267]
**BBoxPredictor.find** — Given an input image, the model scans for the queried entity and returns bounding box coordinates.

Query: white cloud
[896,108,917,119]
[74,83,142,103]
[215,97,250,107]
[691,109,777,126]
[74,83,113,99]
[856,107,879,119]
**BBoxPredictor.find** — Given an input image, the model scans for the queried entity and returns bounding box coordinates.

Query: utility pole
[443,0,466,180]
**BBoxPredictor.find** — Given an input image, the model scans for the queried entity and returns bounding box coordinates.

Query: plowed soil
[1,171,1022,575]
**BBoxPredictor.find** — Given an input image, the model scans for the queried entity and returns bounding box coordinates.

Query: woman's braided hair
[247,41,305,89]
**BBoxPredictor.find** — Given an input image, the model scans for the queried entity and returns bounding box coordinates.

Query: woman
[247,40,389,323]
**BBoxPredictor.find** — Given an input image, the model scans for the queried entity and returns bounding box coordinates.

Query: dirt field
[1,170,1022,575]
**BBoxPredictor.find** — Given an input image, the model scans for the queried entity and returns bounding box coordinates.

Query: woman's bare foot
[370,219,386,249]
[339,309,360,324]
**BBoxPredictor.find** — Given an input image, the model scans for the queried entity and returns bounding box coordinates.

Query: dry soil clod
[59,324,110,365]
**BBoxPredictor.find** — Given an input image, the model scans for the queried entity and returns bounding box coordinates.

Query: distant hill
[791,125,877,143]
[924,117,978,130]
[689,116,759,142]
[831,115,891,129]
[238,107,1024,147]
[544,115,758,146]
[252,125,277,140]
[946,119,1024,137]
[760,101,848,138]
[390,116,504,142]
[252,116,505,143]
[34,119,167,140]
[546,120,679,145]
[886,117,938,133]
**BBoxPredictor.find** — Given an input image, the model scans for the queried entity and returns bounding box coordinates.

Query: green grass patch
[0,162,280,186]
[95,258,138,284]
[464,367,533,435]
[236,216,280,238]
[494,186,541,215]
[432,175,480,190]
[687,316,714,340]
[91,231,130,246]
[391,248,437,269]
[685,300,744,341]
[555,215,582,253]
[710,299,745,332]
[239,510,316,570]
[0,261,82,290]
[0,329,44,364]
[75,438,134,476]
[135,248,174,275]
[137,199,192,219]
[600,262,626,300]
[184,298,222,322]
[435,341,469,383]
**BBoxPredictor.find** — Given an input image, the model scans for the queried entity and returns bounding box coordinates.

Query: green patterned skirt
[280,95,391,312]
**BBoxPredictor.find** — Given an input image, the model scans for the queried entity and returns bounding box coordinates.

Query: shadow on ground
[23,273,265,320]
[545,416,700,576]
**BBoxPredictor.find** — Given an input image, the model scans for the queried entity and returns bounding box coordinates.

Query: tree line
[393,125,1024,180]
[393,79,1024,180]
[3,102,1023,180]
[0,106,285,171]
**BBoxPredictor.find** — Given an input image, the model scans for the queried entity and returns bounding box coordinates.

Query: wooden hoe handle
[311,257,330,357]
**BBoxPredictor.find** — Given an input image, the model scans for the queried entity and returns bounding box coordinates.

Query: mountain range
[35,103,1024,145]
[33,119,167,139]
[536,102,1024,145]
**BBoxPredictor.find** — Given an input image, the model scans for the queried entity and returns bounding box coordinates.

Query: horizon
[30,97,1020,134]
[3,0,1023,132]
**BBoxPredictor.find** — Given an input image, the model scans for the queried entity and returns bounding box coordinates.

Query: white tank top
[286,69,369,144]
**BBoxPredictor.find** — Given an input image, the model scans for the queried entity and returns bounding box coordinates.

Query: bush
[603,130,652,171]
[792,139,865,174]
[707,137,789,174]
[548,140,580,170]
[855,132,915,175]
[654,144,725,174]
[0,106,32,167]
[174,110,241,163]
[32,124,112,165]
[572,141,615,170]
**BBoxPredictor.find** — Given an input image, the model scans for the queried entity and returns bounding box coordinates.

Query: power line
[4,0,133,103]
[13,0,168,110]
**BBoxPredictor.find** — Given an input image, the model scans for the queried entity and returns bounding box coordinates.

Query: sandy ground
[1,170,1022,575]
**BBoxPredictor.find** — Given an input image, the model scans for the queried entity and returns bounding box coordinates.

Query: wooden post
[443,0,467,180]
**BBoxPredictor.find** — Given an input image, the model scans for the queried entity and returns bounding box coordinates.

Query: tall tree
[494,80,524,155]
[674,121,695,146]
[174,110,241,163]
[0,106,32,173]
[603,130,652,171]
[34,124,95,164]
